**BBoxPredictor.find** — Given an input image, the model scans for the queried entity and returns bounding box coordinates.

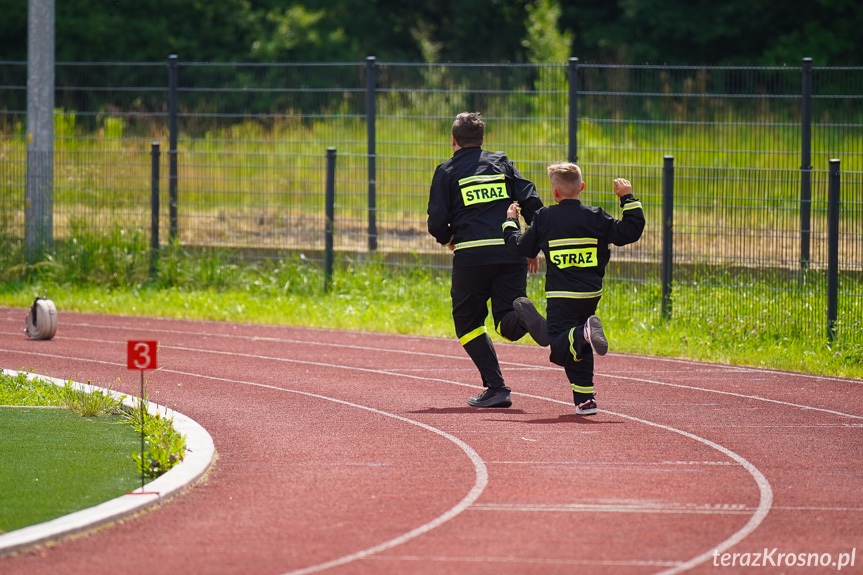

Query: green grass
[0,371,186,533]
[0,253,860,379]
[0,408,140,533]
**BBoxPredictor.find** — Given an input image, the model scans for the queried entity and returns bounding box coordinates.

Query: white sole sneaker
[576,398,598,415]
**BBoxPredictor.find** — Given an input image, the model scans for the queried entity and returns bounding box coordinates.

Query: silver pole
[25,0,55,261]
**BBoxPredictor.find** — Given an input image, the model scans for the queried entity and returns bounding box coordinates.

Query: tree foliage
[0,0,859,64]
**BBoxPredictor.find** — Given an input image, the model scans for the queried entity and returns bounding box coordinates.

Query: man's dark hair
[452,112,484,147]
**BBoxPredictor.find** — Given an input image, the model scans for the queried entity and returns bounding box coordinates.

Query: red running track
[1,307,862,574]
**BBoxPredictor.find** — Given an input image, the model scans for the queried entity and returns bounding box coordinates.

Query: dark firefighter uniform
[503,194,645,402]
[428,147,543,390]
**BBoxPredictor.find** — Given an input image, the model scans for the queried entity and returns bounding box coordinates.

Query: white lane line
[471,501,752,515]
[3,342,774,575]
[371,554,682,568]
[603,351,862,384]
[7,317,858,386]
[1,347,490,573]
[498,388,773,575]
[8,336,859,422]
[600,373,863,420]
[152,369,488,575]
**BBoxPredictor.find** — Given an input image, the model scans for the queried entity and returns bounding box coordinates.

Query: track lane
[2,308,862,574]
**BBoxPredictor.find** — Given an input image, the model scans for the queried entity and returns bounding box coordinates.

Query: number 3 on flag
[127,340,158,371]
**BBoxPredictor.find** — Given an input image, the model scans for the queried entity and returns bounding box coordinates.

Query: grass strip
[1,263,860,379]
[0,407,140,533]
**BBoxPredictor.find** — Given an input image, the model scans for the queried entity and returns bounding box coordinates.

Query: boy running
[502,162,645,415]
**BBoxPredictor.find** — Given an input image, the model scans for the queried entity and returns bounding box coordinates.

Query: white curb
[0,369,215,556]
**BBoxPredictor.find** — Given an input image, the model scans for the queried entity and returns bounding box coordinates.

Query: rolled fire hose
[24,297,58,340]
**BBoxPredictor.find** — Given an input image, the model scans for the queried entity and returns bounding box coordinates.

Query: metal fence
[1,58,861,343]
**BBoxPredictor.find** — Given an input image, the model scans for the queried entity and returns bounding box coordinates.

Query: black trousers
[547,296,600,403]
[451,263,529,390]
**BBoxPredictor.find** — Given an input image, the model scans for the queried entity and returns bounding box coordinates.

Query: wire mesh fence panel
[173,62,366,256]
[813,67,863,172]
[373,63,569,262]
[1,59,862,345]
[833,168,863,341]
[1,61,32,252]
[577,64,805,170]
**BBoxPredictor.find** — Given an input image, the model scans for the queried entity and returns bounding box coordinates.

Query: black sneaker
[575,397,598,416]
[513,297,550,347]
[467,387,512,408]
[584,315,608,356]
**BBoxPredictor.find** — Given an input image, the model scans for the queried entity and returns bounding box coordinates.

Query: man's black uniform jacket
[428,147,543,267]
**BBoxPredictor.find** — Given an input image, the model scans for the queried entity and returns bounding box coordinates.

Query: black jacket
[503,195,645,298]
[428,147,543,267]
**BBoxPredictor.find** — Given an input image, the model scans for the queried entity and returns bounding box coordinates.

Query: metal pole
[324,147,336,292]
[661,155,674,320]
[139,371,145,492]
[800,57,813,269]
[366,56,378,251]
[150,142,161,277]
[25,0,55,262]
[568,57,579,163]
[168,54,179,243]
[826,159,840,342]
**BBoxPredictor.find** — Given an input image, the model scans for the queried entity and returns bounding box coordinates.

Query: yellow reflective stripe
[458,174,505,186]
[459,325,487,345]
[571,383,594,393]
[622,201,643,211]
[502,220,519,231]
[548,237,597,248]
[453,239,505,251]
[568,327,583,363]
[494,321,514,342]
[547,289,603,299]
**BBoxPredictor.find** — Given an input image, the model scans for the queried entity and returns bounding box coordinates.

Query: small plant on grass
[0,369,66,406]
[123,398,187,480]
[2,369,187,480]
[60,380,123,417]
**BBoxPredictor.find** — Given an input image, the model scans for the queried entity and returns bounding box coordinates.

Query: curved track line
[512,390,773,575]
[606,351,862,384]
[2,334,776,574]
[157,370,489,575]
[600,373,863,420]
[27,318,861,385]
[161,353,773,575]
[11,335,859,422]
[166,343,863,421]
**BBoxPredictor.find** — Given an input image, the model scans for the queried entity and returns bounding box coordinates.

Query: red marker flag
[127,340,158,370]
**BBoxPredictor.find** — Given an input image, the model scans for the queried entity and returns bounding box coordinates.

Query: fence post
[661,155,674,320]
[168,54,179,243]
[366,56,378,252]
[799,57,813,269]
[827,159,840,342]
[324,147,336,293]
[568,57,579,163]
[150,142,161,278]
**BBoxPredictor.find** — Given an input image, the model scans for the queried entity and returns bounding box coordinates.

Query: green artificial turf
[0,407,141,533]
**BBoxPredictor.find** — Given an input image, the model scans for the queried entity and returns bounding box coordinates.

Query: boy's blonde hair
[547,162,583,197]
